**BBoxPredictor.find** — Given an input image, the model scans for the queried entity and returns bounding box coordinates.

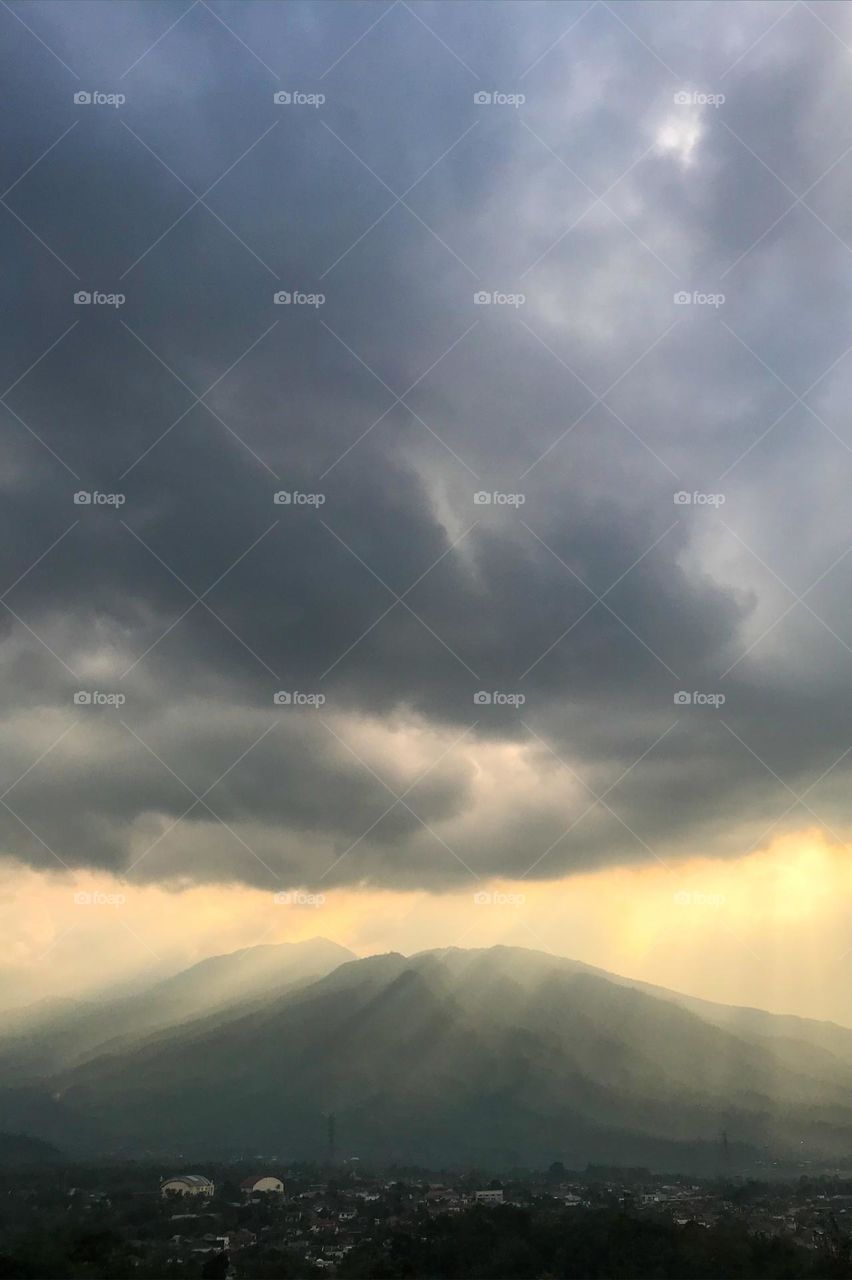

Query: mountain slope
[12,945,852,1171]
[565,960,852,1069]
[0,937,354,1081]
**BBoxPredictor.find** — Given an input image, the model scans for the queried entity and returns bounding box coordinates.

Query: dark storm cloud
[1,0,852,889]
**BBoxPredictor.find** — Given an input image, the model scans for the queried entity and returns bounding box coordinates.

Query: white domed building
[241,1174,284,1197]
[160,1174,215,1198]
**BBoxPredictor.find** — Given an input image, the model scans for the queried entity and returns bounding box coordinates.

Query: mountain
[7,944,852,1171]
[0,937,354,1081]
[0,1132,63,1165]
[521,955,852,1071]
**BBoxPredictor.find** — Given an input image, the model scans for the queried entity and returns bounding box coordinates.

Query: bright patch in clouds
[655,113,702,164]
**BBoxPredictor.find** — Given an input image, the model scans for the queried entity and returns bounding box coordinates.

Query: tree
[200,1250,228,1279]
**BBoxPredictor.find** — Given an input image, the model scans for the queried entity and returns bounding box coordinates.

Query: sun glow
[1,827,851,1024]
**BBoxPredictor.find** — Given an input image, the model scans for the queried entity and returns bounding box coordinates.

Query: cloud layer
[2,0,852,891]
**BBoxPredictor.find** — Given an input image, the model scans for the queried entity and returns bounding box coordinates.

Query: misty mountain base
[3,942,852,1172]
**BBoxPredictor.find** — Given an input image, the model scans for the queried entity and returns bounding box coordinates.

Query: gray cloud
[1,0,852,890]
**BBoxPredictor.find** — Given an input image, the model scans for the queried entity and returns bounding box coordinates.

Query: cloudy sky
[3,0,852,1020]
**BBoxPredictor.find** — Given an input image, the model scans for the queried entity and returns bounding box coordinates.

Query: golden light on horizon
[1,827,851,1025]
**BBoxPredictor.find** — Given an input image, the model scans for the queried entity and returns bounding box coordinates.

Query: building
[241,1174,284,1196]
[475,1189,504,1204]
[230,1228,258,1251]
[161,1174,215,1198]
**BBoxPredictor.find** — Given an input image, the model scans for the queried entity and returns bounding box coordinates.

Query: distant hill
[5,944,852,1171]
[518,953,852,1071]
[0,1132,62,1165]
[0,937,354,1082]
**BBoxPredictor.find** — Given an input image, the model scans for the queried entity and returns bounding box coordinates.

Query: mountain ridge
[5,942,852,1172]
[0,936,355,1081]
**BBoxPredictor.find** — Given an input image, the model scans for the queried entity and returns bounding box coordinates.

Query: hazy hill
[555,961,852,1068]
[0,937,354,1081]
[8,944,852,1171]
[0,1132,63,1166]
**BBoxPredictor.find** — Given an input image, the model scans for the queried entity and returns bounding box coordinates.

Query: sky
[2,0,852,1023]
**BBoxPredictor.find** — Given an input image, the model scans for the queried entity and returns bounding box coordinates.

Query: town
[2,1161,852,1277]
